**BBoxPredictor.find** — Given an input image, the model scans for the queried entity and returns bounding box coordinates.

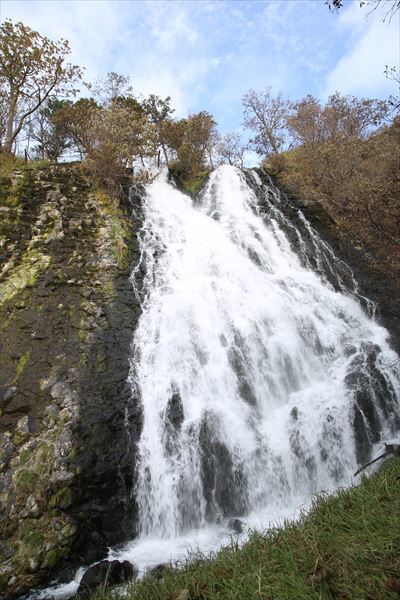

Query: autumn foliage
[0,17,398,268]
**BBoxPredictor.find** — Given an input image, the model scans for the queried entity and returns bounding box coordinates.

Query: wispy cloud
[2,0,398,132]
[323,2,399,98]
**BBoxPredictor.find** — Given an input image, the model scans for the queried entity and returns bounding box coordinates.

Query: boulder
[77,560,137,596]
[228,518,244,534]
[147,563,168,579]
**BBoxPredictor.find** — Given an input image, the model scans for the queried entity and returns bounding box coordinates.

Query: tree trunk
[161,143,169,166]
[4,96,17,154]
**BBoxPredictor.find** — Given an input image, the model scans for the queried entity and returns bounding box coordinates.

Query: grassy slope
[90,458,400,600]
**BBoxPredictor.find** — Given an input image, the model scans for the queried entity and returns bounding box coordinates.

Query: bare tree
[88,72,133,107]
[326,0,399,22]
[242,87,292,157]
[217,132,247,168]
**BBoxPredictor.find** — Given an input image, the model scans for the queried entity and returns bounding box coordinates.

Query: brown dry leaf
[385,578,400,593]
[311,563,328,584]
[174,589,190,600]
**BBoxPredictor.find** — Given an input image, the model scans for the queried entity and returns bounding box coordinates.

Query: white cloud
[323,3,399,98]
[145,2,199,50]
[1,0,132,81]
[2,0,397,137]
[0,0,210,114]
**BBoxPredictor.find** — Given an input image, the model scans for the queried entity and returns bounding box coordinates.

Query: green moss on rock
[95,190,132,270]
[169,168,210,197]
[11,431,26,446]
[0,250,51,307]
[14,350,31,382]
[44,548,65,569]
[13,468,37,496]
[50,487,72,510]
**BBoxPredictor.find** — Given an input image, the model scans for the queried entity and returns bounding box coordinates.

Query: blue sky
[1,0,399,133]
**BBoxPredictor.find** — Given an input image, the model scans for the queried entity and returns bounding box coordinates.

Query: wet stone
[147,563,168,579]
[16,415,36,435]
[228,518,244,534]
[77,560,137,596]
[1,387,18,407]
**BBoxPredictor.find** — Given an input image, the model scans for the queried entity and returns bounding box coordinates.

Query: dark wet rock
[77,560,137,596]
[228,518,244,533]
[147,563,169,579]
[199,411,248,520]
[166,392,184,429]
[343,343,400,466]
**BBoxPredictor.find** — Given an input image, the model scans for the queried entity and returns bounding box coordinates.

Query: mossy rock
[50,487,72,510]
[0,162,142,597]
[0,571,12,590]
[13,468,37,496]
[168,166,210,197]
[43,548,66,569]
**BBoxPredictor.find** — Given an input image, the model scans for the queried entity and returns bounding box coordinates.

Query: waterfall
[128,165,400,543]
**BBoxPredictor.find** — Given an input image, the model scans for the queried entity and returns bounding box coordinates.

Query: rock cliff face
[0,164,143,598]
[257,170,400,355]
[0,165,398,599]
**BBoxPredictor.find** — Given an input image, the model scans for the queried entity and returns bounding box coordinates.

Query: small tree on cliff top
[242,87,292,157]
[0,20,82,154]
[142,94,175,165]
[165,111,217,180]
[89,71,133,107]
[217,132,247,168]
[30,98,73,161]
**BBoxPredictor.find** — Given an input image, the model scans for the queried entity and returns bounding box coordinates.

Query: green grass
[0,153,25,179]
[0,154,51,179]
[179,170,210,196]
[168,164,210,197]
[88,458,400,600]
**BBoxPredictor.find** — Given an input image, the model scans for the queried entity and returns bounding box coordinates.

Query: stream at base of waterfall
[29,166,400,598]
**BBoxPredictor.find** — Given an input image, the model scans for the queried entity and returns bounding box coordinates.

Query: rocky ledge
[0,164,143,598]
[255,169,400,355]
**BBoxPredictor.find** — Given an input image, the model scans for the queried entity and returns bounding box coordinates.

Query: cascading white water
[129,165,400,544]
